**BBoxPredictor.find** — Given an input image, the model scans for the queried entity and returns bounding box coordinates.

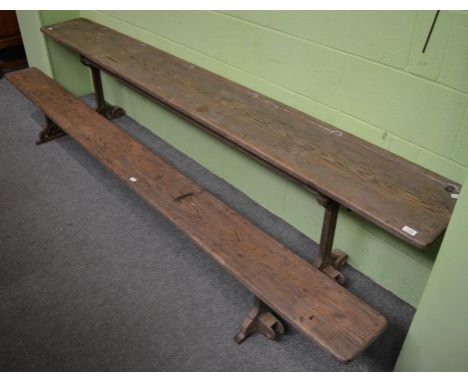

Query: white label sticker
[451,193,459,199]
[402,226,418,236]
[129,177,137,182]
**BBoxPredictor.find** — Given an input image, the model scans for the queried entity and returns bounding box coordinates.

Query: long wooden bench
[7,67,387,363]
[38,19,461,284]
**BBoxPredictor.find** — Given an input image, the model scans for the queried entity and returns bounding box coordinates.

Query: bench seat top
[41,18,460,249]
[7,67,387,363]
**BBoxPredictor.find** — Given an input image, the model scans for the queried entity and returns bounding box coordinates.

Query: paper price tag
[402,226,418,236]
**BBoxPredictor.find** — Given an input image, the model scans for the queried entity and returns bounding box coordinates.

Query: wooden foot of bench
[321,249,348,284]
[96,102,125,120]
[234,297,285,344]
[36,116,66,145]
[80,56,126,121]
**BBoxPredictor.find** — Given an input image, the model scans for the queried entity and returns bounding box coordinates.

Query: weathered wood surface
[40,18,460,249]
[7,68,387,363]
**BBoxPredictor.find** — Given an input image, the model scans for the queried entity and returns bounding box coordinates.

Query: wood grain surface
[40,18,460,249]
[6,68,387,363]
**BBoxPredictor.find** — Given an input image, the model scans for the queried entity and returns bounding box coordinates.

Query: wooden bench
[7,67,387,363]
[40,19,460,254]
[6,17,460,363]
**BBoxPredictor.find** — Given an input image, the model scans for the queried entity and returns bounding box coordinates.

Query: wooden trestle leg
[80,56,125,120]
[234,297,285,344]
[235,194,347,344]
[36,116,66,145]
[313,194,348,284]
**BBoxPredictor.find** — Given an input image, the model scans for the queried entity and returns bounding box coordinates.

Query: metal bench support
[80,56,125,120]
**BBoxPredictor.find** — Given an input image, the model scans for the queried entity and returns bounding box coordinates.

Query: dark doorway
[0,10,28,79]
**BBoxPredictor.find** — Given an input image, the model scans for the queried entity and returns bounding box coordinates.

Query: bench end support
[313,195,348,285]
[36,116,66,145]
[96,102,125,120]
[234,297,285,344]
[80,56,126,121]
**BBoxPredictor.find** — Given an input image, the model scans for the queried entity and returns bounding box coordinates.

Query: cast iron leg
[234,297,285,344]
[313,194,348,284]
[36,116,66,145]
[80,56,125,120]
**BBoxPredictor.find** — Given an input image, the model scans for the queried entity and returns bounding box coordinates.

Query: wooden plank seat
[40,18,460,255]
[7,67,387,363]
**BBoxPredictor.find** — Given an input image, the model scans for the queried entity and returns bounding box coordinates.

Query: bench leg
[36,116,66,145]
[80,56,126,120]
[234,297,285,344]
[313,194,348,285]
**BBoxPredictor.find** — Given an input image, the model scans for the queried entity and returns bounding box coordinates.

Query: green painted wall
[395,172,468,371]
[38,11,92,95]
[16,11,92,94]
[15,11,53,77]
[16,11,468,307]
